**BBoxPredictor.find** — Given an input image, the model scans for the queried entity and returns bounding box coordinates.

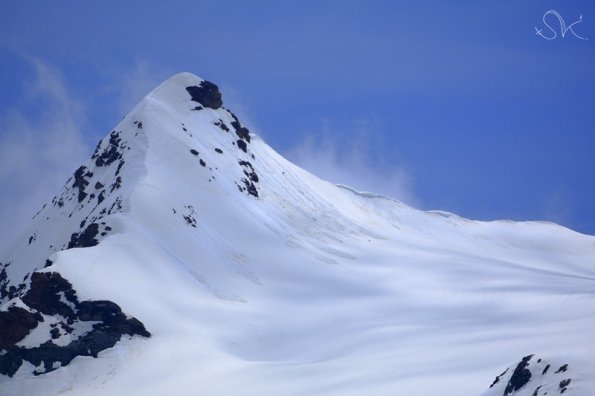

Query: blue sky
[1,1,594,245]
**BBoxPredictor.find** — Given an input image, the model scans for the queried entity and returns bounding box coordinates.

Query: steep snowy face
[0,73,254,278]
[1,72,595,396]
[0,78,156,378]
[0,73,260,297]
[0,72,269,379]
[1,97,147,298]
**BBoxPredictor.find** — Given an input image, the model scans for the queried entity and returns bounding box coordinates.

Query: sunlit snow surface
[2,73,594,396]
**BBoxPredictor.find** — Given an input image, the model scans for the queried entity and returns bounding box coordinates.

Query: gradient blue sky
[1,1,594,245]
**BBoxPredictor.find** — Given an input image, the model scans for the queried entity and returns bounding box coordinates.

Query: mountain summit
[1,73,594,396]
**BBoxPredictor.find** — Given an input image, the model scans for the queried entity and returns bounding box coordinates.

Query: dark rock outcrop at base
[0,272,150,378]
[22,272,77,320]
[0,307,39,349]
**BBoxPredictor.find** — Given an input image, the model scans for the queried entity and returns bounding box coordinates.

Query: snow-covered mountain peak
[0,72,264,382]
[0,71,258,278]
[1,73,594,395]
[143,72,218,109]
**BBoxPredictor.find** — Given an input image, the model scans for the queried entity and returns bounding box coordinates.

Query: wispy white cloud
[284,119,419,207]
[541,187,573,227]
[0,60,89,251]
[114,60,169,116]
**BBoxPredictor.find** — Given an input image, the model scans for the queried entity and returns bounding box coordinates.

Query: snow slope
[1,72,594,396]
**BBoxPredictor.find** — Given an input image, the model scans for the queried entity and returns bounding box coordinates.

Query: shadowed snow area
[1,72,594,396]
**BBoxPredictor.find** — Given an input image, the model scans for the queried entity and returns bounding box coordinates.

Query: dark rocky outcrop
[78,300,150,337]
[229,112,251,143]
[0,265,8,299]
[559,379,571,393]
[214,120,229,132]
[110,176,122,193]
[22,272,77,320]
[488,355,573,396]
[72,166,93,203]
[0,307,39,349]
[67,223,100,249]
[237,139,247,153]
[186,81,222,109]
[182,205,197,228]
[97,190,106,205]
[93,131,123,167]
[1,266,26,300]
[237,161,260,198]
[240,178,259,198]
[239,161,259,183]
[504,355,533,395]
[115,160,125,176]
[0,271,150,377]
